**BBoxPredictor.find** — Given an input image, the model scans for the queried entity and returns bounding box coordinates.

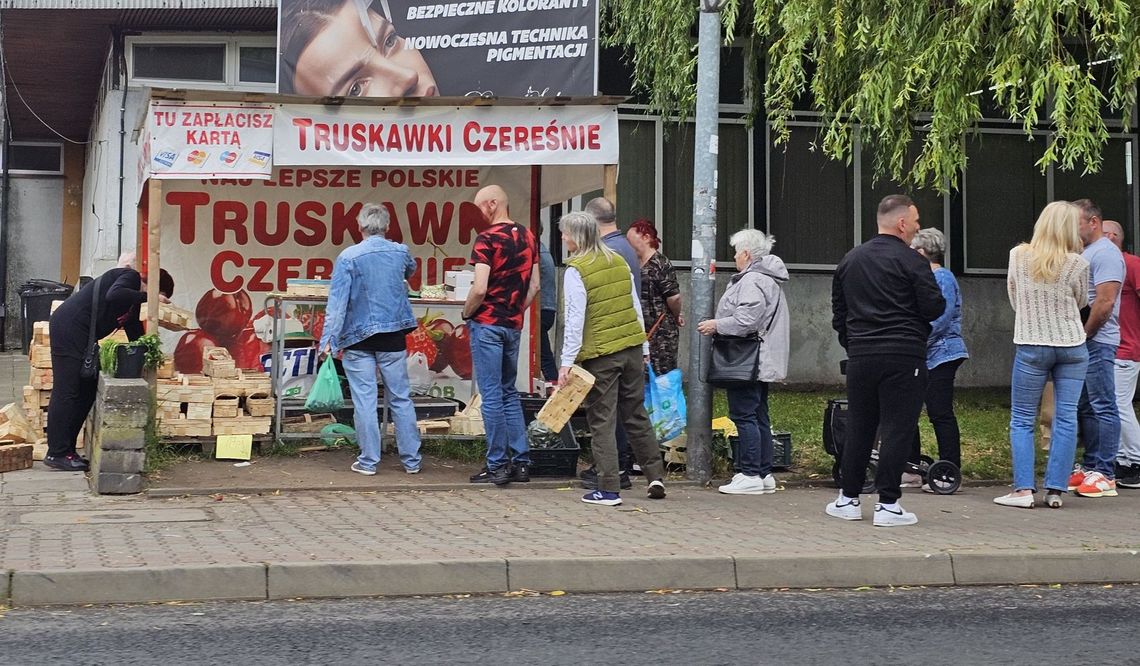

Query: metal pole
[686,0,724,485]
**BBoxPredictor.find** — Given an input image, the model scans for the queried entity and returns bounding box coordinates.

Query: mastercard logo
[186,150,209,165]
[219,150,239,165]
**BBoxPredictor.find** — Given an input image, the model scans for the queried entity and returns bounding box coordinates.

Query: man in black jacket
[43,266,172,471]
[828,194,946,526]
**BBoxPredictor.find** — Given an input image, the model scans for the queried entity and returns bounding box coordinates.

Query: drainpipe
[115,29,126,258]
[0,20,11,351]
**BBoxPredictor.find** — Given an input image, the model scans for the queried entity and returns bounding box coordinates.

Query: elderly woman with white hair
[904,227,968,488]
[319,203,423,476]
[697,229,790,495]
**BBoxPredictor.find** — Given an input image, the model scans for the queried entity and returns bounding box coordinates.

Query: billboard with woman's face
[277,0,598,99]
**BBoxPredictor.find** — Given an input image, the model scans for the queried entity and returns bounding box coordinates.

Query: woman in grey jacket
[697,229,790,495]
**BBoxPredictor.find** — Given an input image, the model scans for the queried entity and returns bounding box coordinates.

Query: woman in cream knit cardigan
[997,201,1090,509]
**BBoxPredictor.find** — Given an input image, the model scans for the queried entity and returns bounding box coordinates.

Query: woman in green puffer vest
[557,211,668,507]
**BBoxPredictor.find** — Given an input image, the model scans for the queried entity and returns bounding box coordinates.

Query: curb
[145,479,709,497]
[3,549,1139,607]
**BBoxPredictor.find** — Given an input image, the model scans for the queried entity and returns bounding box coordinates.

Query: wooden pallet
[0,443,33,473]
[32,321,50,346]
[0,403,33,443]
[213,416,271,436]
[156,375,214,404]
[158,418,213,437]
[29,367,53,390]
[29,344,52,369]
[534,365,595,432]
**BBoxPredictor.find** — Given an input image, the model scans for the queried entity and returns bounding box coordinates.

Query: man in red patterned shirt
[1103,219,1140,488]
[462,184,540,485]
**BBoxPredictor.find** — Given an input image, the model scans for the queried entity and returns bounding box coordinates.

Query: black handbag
[702,291,781,388]
[79,275,103,379]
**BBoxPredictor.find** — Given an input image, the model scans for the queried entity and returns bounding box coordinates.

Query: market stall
[135,89,620,449]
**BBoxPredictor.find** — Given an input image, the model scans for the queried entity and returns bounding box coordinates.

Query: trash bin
[18,279,74,354]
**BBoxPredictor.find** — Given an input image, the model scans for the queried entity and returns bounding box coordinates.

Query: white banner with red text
[273,103,617,166]
[155,166,536,402]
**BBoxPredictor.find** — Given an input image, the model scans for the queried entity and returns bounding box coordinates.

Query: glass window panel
[860,137,946,243]
[239,46,276,84]
[614,119,657,228]
[132,43,226,82]
[1053,138,1132,245]
[963,133,1048,270]
[7,143,62,173]
[767,125,855,265]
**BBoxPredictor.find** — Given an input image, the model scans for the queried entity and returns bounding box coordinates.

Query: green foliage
[602,0,1140,191]
[97,334,165,376]
[98,339,120,376]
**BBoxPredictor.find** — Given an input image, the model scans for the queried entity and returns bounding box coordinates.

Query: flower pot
[114,344,146,379]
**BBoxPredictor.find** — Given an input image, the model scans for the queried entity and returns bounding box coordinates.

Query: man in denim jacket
[319,203,423,476]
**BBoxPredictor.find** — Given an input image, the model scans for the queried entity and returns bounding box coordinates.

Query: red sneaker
[1067,467,1087,491]
[1074,471,1118,498]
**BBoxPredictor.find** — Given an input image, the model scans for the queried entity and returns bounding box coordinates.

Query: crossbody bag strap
[87,275,104,349]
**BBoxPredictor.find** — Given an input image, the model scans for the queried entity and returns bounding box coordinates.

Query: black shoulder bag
[702,290,781,388]
[79,275,104,379]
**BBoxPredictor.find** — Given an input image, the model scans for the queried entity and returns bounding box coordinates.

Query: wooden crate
[0,443,33,473]
[245,391,274,417]
[159,417,213,437]
[29,367,53,390]
[32,321,50,346]
[212,370,271,398]
[0,403,33,443]
[156,358,175,379]
[213,416,271,436]
[186,402,213,421]
[213,394,240,418]
[49,299,65,314]
[158,401,183,421]
[32,438,47,461]
[448,413,484,436]
[23,386,50,410]
[534,365,595,432]
[202,347,238,379]
[284,278,330,297]
[282,413,336,433]
[29,344,52,369]
[387,419,451,436]
[156,375,214,404]
[140,302,194,331]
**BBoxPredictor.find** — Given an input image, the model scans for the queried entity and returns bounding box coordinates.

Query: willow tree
[602,0,1140,191]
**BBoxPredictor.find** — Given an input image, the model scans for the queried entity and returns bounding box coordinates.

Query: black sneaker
[470,466,511,485]
[1118,465,1140,489]
[510,463,530,483]
[581,470,632,490]
[43,454,89,472]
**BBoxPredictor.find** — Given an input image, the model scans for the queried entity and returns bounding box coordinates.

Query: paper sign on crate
[215,434,253,461]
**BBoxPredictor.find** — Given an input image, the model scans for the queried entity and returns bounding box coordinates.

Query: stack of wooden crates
[157,346,274,438]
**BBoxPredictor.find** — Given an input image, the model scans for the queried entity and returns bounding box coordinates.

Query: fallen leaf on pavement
[548,590,566,596]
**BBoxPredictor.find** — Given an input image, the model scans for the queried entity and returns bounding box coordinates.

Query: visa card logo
[186,150,209,165]
[219,150,240,165]
[153,150,177,168]
[247,150,271,168]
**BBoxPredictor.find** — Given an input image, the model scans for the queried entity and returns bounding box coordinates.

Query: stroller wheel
[862,460,878,495]
[927,460,961,495]
[831,461,843,489]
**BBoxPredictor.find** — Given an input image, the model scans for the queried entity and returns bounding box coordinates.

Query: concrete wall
[5,176,64,347]
[669,271,1015,388]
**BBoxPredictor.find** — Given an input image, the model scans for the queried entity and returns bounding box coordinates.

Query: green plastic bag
[304,357,344,413]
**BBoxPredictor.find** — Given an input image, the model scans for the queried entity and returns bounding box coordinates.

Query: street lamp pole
[685,0,725,485]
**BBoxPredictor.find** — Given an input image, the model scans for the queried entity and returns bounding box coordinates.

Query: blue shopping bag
[645,367,687,443]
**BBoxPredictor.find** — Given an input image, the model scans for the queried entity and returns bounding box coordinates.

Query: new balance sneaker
[873,503,918,527]
[1067,466,1088,491]
[825,494,863,521]
[1074,471,1118,497]
[900,472,923,488]
[1118,465,1140,489]
[350,462,376,476]
[718,474,768,495]
[582,490,622,506]
[647,479,666,499]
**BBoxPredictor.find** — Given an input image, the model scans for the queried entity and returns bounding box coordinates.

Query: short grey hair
[911,227,946,262]
[358,203,390,236]
[729,229,775,258]
[584,197,616,224]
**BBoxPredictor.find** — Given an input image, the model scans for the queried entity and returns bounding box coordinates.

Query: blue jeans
[1010,344,1088,492]
[342,350,422,472]
[468,322,529,470]
[1078,340,1121,477]
[727,381,772,477]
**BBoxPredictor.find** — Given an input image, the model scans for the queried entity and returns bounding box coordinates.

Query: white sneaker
[825,494,863,520]
[760,474,777,494]
[873,503,918,527]
[719,474,768,495]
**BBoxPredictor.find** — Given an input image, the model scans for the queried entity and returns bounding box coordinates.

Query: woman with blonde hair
[997,201,1090,509]
[557,211,668,506]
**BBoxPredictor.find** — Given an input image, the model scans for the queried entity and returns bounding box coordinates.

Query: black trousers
[909,358,964,468]
[843,356,928,504]
[46,353,99,458]
[539,309,557,381]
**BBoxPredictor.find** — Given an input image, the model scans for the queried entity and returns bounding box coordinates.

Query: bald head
[1103,219,1124,250]
[585,197,617,230]
[474,185,511,224]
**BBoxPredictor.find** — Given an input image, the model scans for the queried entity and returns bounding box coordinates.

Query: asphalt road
[3,584,1139,665]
